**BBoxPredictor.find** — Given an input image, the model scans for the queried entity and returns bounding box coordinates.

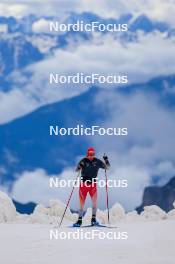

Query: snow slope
[0,220,175,264]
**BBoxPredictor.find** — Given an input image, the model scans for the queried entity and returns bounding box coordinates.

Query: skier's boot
[73,217,82,227]
[91,215,99,226]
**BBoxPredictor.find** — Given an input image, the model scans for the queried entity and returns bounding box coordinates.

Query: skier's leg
[91,188,97,217]
[79,183,87,217]
[73,183,87,227]
[89,183,99,225]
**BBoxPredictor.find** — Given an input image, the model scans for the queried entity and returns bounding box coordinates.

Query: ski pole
[59,170,80,227]
[105,168,110,224]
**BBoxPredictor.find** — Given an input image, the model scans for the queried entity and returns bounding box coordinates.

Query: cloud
[9,162,158,212]
[9,90,175,211]
[154,161,175,185]
[87,0,175,26]
[11,168,83,209]
[91,90,175,209]
[11,169,62,205]
[27,35,58,53]
[32,18,51,33]
[11,167,137,211]
[0,1,76,19]
[1,1,175,25]
[0,89,39,124]
[0,3,28,18]
[1,31,175,124]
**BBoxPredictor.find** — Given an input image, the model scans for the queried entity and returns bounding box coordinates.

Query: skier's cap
[87,147,95,155]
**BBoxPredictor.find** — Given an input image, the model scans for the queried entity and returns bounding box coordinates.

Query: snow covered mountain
[0,12,174,111]
[0,13,172,83]
[0,34,43,89]
[0,12,169,35]
[129,14,169,32]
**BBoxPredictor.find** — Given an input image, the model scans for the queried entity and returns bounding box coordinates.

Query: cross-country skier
[73,147,110,227]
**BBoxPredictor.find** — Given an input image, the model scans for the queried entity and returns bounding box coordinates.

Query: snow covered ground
[0,220,175,264]
[0,191,175,264]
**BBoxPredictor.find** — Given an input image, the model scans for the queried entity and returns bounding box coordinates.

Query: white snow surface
[0,191,175,263]
[0,221,175,264]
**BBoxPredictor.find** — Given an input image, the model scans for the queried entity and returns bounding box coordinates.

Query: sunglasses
[88,152,95,156]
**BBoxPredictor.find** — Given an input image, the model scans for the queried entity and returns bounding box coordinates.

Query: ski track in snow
[0,220,175,264]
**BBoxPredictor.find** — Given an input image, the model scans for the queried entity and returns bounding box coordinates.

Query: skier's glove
[103,154,110,168]
[103,154,108,161]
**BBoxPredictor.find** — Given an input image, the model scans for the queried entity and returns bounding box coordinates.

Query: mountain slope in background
[0,75,175,186]
[0,86,105,184]
[136,176,175,213]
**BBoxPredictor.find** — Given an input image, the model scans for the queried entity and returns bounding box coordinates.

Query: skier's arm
[75,159,84,172]
[99,155,110,170]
